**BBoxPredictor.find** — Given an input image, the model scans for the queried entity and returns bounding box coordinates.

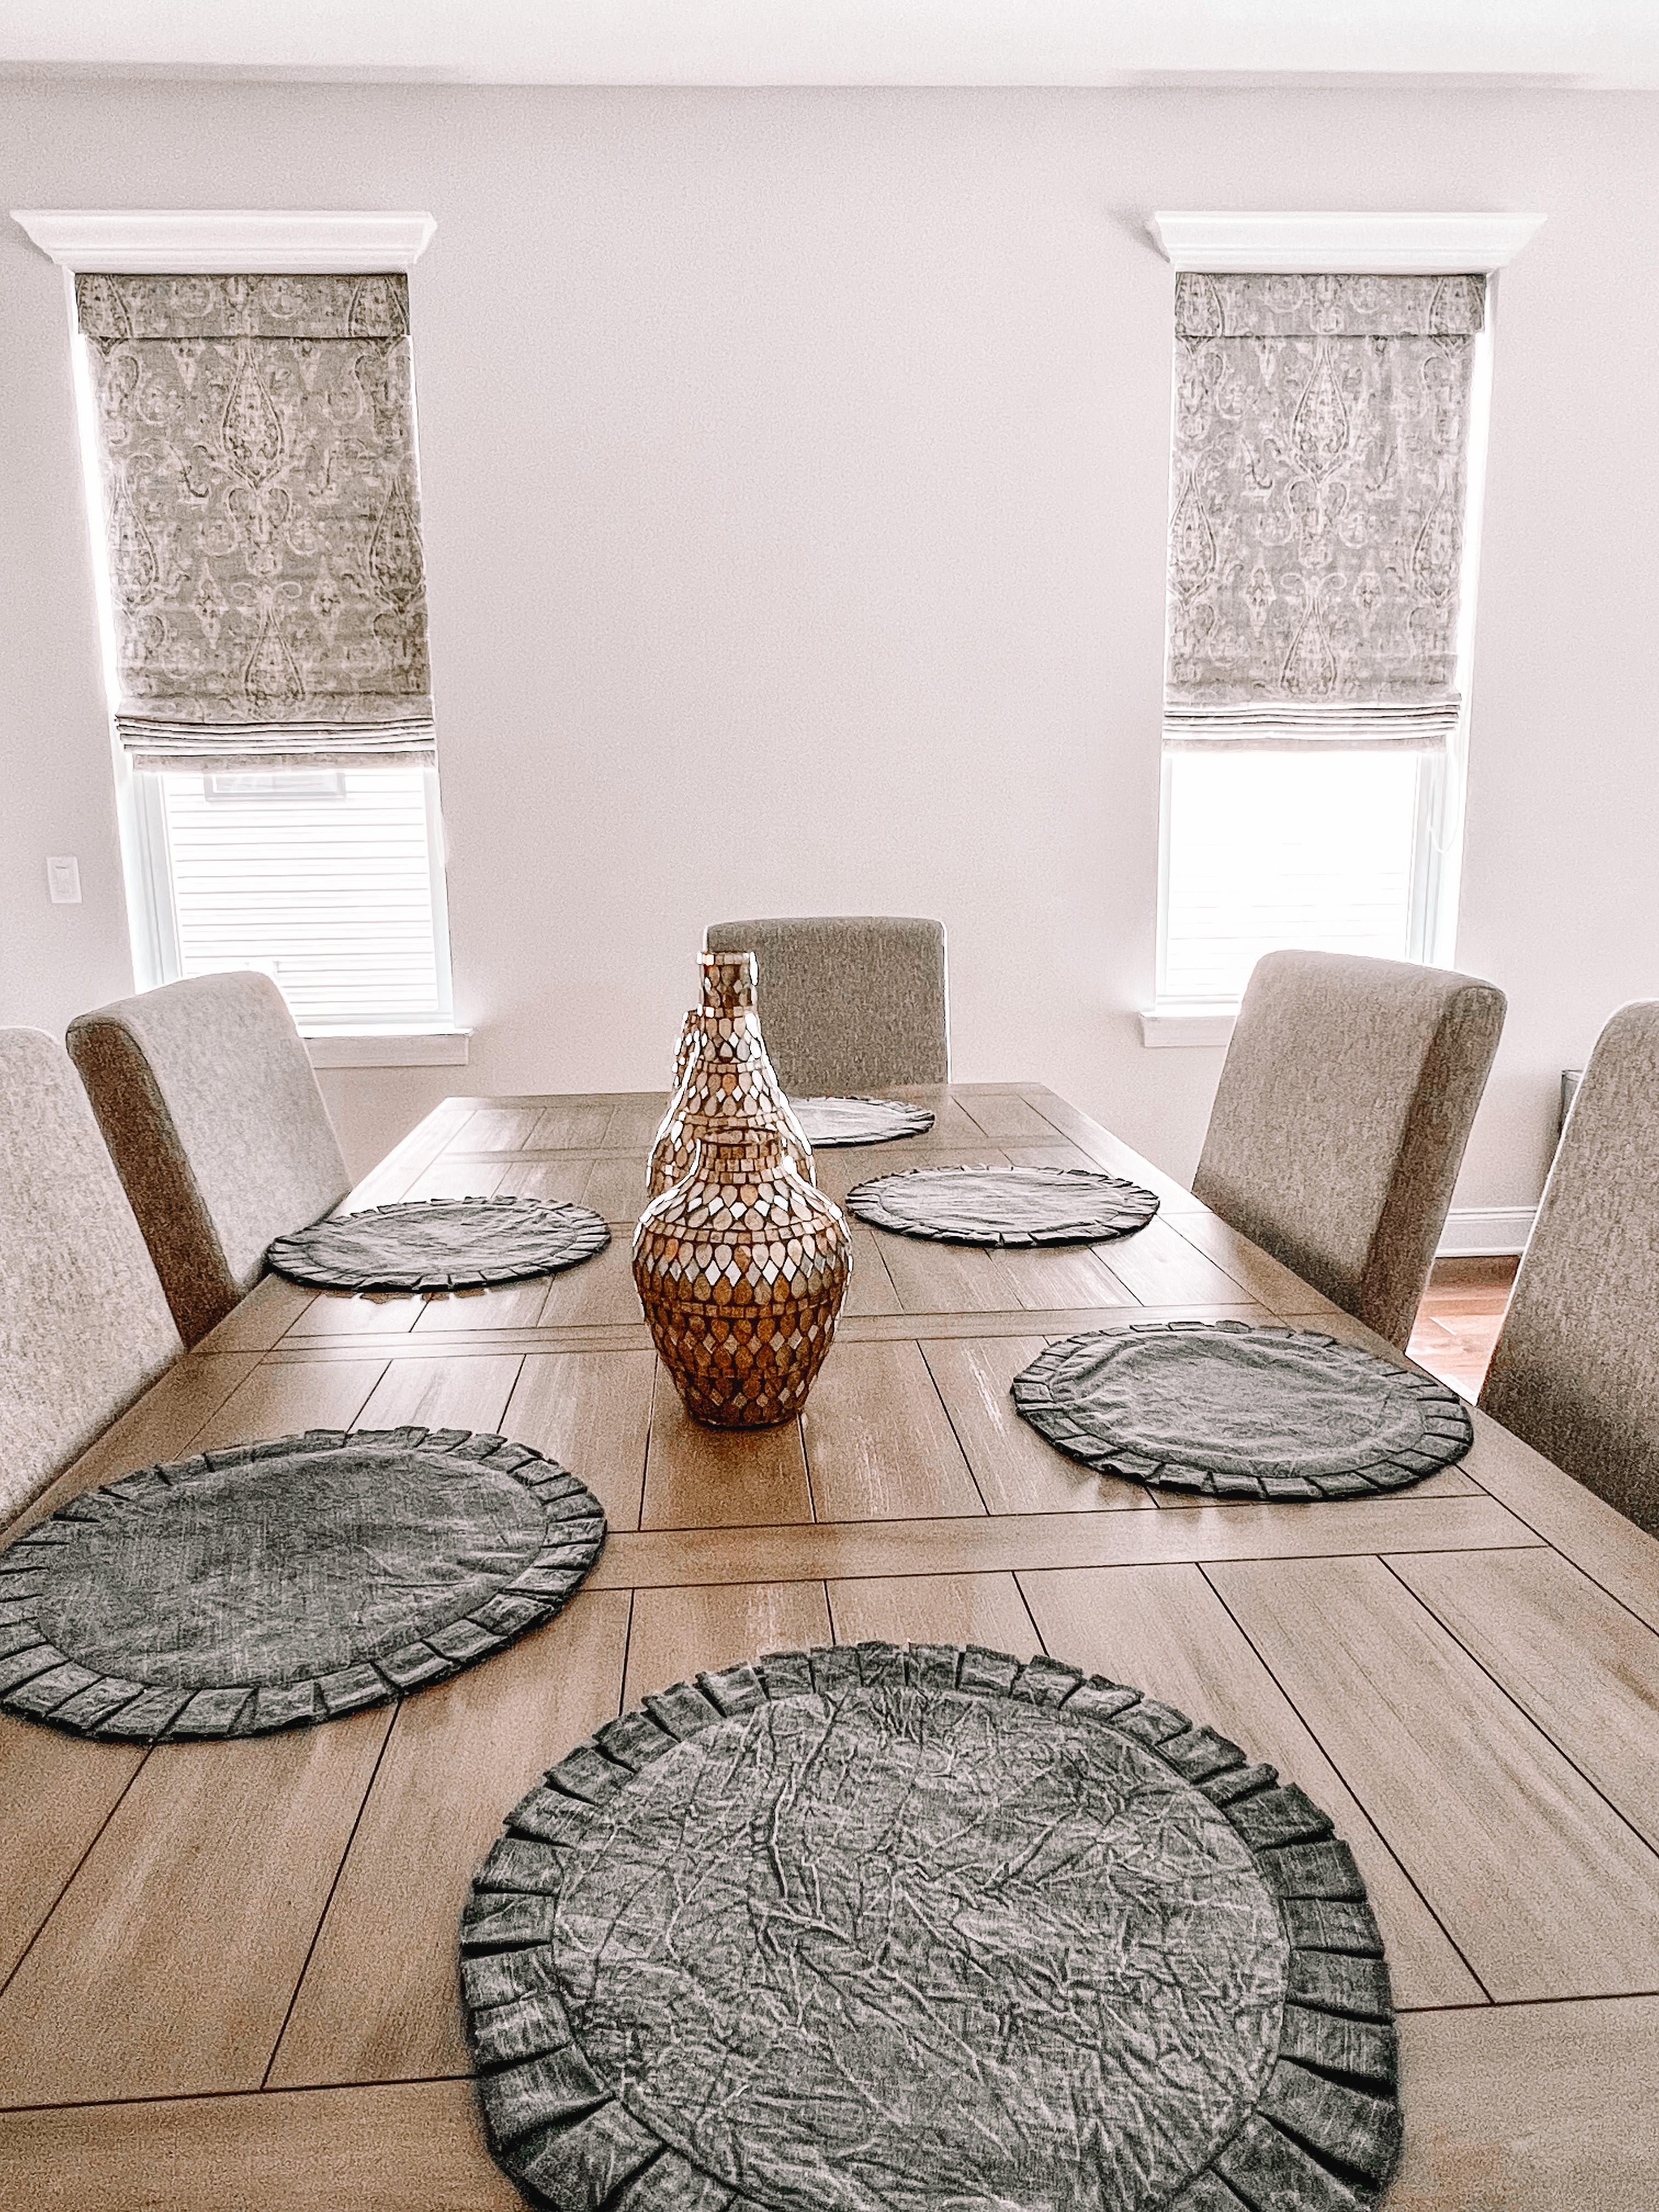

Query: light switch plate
[47,855,82,904]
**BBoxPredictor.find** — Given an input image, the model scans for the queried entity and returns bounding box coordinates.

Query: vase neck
[699,949,758,1015]
[691,1125,787,1173]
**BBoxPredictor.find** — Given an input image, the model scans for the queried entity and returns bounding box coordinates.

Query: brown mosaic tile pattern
[634,1127,852,1429]
[647,952,813,1201]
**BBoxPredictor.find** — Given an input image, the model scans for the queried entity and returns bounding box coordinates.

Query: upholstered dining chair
[0,1028,183,1522]
[1480,1001,1659,1534]
[67,972,351,1348]
[1193,950,1505,1351]
[703,916,949,1094]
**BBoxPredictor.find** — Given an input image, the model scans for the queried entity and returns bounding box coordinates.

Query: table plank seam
[0,1746,155,2012]
[1417,1465,1659,1630]
[589,1539,1545,1594]
[800,1423,822,1526]
[15,1987,1659,2122]
[1194,1559,1496,2008]
[636,1368,666,1533]
[1375,1553,1659,1881]
[0,2070,480,2117]
[260,1706,399,2091]
[909,1341,997,1520]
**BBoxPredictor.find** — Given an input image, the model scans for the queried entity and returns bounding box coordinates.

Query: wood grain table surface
[4,1082,1658,2210]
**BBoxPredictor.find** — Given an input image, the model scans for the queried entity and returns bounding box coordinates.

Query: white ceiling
[1,0,1656,89]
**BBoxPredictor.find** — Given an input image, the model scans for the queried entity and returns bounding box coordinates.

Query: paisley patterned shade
[75,273,435,770]
[1165,272,1485,747]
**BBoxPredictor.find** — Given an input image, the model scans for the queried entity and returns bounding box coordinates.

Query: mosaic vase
[633,1123,852,1428]
[647,951,813,1200]
[669,1011,698,1093]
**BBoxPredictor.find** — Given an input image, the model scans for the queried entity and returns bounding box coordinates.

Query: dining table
[3,1079,1658,2211]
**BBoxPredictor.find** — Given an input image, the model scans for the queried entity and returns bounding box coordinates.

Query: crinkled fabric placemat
[267,1196,610,1291]
[1014,1321,1473,1501]
[846,1163,1159,1245]
[0,1427,605,1739]
[785,1095,936,1147]
[462,1639,1401,2212]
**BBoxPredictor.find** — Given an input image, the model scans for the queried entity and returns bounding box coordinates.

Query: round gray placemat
[785,1096,936,1147]
[462,1640,1400,2212]
[1013,1321,1474,1501]
[267,1197,611,1291]
[845,1164,1159,1245]
[0,1427,606,1739]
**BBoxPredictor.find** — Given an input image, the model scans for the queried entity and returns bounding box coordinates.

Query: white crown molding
[9,208,436,273]
[2,1,1659,86]
[1147,211,1546,273]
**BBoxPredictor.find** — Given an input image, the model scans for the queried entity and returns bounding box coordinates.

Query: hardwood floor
[1409,1256,1517,1398]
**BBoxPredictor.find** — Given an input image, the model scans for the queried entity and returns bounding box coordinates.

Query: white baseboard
[1436,1206,1536,1259]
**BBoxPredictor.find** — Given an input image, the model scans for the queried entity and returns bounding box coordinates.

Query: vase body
[647,951,813,1200]
[634,1124,852,1427]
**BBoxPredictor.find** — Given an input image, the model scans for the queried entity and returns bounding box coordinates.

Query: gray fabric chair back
[1480,1001,1659,1534]
[0,1028,182,1522]
[703,916,949,1094]
[67,972,350,1347]
[1193,950,1505,1350]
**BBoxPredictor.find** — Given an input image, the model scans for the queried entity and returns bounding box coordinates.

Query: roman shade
[1165,272,1484,751]
[75,272,434,772]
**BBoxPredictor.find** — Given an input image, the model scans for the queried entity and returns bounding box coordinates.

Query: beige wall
[2,80,1652,1195]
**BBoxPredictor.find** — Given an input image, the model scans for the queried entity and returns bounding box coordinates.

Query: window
[137,764,452,1029]
[1139,215,1541,1041]
[65,240,454,1041]
[1160,747,1433,1004]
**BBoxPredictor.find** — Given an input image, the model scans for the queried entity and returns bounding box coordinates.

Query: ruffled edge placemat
[1013,1321,1474,1501]
[845,1163,1159,1246]
[461,1639,1401,2212]
[785,1095,936,1147]
[267,1196,611,1292]
[0,1426,606,1740]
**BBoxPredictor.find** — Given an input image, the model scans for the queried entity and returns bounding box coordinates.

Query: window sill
[1139,1006,1238,1049]
[303,1029,471,1070]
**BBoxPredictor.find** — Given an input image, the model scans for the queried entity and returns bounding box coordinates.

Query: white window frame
[13,206,467,1068]
[1138,210,1543,1048]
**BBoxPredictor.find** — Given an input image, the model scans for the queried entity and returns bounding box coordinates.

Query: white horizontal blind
[155,766,448,1029]
[1160,751,1424,1005]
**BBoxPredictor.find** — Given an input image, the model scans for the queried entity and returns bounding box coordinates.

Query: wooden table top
[4,1082,1658,2210]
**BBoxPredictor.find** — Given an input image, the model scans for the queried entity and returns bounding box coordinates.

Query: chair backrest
[703,917,949,1094]
[1480,1001,1659,1534]
[67,973,350,1347]
[0,1028,183,1522]
[1193,950,1505,1349]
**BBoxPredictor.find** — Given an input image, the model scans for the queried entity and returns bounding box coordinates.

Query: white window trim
[1139,208,1542,1044]
[11,208,435,273]
[305,1030,471,1070]
[1146,211,1544,274]
[26,207,454,1054]
[1140,1007,1237,1050]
